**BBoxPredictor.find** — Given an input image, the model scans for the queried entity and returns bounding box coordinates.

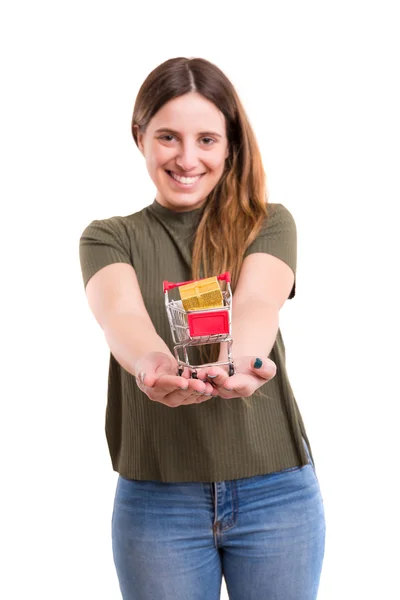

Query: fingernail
[208,375,218,379]
[139,372,146,384]
[254,358,263,369]
[224,387,233,391]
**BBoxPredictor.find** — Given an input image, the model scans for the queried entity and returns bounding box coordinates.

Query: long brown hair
[132,57,270,373]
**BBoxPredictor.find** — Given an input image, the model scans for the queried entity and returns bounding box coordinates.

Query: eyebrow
[154,128,223,138]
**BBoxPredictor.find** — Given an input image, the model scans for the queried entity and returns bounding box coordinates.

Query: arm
[219,251,294,361]
[195,252,294,397]
[84,262,215,404]
[85,262,172,376]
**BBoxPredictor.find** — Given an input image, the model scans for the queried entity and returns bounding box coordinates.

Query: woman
[79,57,326,600]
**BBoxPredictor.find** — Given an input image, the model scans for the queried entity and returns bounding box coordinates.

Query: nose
[175,142,199,172]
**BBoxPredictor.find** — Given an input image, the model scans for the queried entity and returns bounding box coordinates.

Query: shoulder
[80,214,126,236]
[245,203,297,253]
[79,206,152,242]
[261,203,297,235]
[243,203,297,299]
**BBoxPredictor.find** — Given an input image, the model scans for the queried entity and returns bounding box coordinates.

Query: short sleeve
[244,203,297,299]
[79,217,133,289]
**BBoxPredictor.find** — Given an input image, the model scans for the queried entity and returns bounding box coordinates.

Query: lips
[166,170,205,178]
[165,170,205,188]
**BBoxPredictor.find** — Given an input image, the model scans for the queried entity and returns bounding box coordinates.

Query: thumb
[137,370,156,388]
[250,357,277,381]
[135,352,175,388]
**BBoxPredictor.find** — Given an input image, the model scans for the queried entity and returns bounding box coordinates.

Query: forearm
[103,313,173,377]
[219,299,279,361]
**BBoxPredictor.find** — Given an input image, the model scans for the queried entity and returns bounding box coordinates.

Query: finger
[135,352,178,385]
[165,384,212,407]
[144,373,189,395]
[221,373,256,396]
[136,370,162,389]
[177,368,210,384]
[193,366,212,381]
[150,379,201,406]
[180,389,213,405]
[183,378,216,399]
[177,365,193,379]
[205,366,230,387]
[249,357,277,381]
[158,374,190,392]
[185,378,209,394]
[156,378,206,404]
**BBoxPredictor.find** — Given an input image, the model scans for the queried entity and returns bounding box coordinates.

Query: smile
[166,170,205,187]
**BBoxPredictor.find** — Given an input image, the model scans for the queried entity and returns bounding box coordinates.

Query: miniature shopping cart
[163,272,235,378]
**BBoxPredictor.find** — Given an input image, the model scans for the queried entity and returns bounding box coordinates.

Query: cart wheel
[191,371,198,379]
[228,363,235,377]
[178,367,184,376]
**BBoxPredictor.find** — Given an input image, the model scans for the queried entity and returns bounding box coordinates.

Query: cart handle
[163,272,230,293]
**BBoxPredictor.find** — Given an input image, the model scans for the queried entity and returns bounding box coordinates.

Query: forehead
[149,93,226,134]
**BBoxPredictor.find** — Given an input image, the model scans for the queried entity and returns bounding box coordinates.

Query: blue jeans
[111,440,326,599]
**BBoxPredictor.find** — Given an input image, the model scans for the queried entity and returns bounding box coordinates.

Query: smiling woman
[134,92,230,210]
[79,56,326,600]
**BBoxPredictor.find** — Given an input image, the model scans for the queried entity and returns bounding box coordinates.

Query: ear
[225,145,230,160]
[133,124,145,154]
[138,136,145,155]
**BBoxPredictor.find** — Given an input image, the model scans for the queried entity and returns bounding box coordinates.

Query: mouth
[165,170,205,189]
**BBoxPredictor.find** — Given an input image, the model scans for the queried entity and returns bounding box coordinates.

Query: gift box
[178,276,224,311]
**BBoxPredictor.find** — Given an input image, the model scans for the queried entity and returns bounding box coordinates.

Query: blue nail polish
[254,358,263,369]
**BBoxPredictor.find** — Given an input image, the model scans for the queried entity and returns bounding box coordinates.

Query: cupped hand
[192,356,277,399]
[134,351,218,408]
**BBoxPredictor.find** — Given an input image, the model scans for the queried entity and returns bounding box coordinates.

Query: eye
[157,134,216,146]
[158,134,175,142]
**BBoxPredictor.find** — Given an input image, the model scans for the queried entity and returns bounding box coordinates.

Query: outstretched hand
[191,356,277,399]
[134,351,218,408]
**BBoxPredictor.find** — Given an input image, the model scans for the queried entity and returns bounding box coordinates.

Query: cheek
[207,154,228,175]
[147,145,170,172]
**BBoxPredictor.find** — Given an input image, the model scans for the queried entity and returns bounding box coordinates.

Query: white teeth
[170,172,201,185]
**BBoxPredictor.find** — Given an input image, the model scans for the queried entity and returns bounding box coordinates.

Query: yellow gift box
[179,276,224,311]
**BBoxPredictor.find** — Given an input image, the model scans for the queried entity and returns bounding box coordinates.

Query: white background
[1,1,399,598]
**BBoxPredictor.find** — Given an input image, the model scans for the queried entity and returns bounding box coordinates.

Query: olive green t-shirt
[79,199,314,482]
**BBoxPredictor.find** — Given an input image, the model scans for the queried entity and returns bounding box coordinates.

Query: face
[136,92,230,212]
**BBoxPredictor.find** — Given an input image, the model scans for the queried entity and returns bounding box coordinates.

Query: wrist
[133,350,176,376]
[103,312,174,377]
